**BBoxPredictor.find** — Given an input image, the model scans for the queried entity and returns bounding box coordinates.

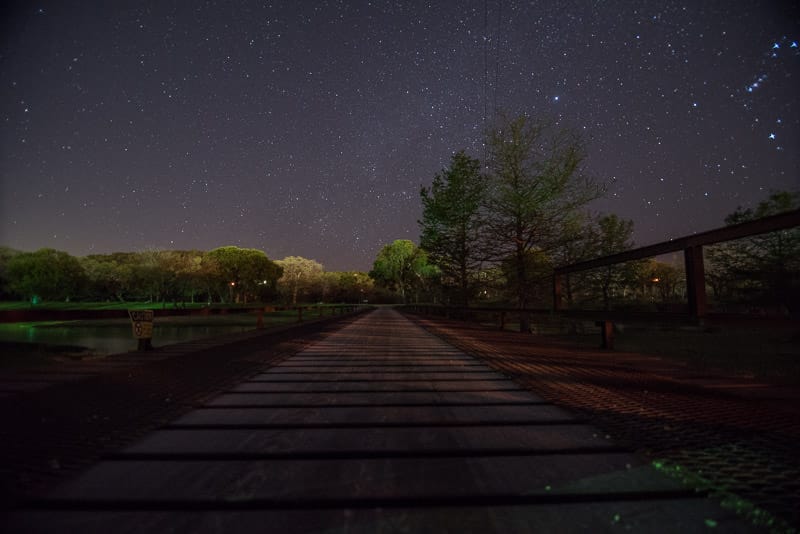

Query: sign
[128,310,154,339]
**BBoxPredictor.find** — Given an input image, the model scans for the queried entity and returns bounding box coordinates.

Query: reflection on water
[0,323,253,355]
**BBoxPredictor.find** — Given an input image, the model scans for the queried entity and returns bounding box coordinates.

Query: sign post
[128,310,154,351]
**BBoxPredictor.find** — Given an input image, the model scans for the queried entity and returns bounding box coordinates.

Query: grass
[16,310,301,328]
[0,301,360,311]
[0,310,310,370]
[0,301,259,311]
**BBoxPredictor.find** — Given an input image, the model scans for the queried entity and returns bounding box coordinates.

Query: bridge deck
[9,308,746,532]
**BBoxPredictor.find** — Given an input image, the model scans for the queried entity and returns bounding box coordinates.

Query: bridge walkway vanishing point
[8,308,748,533]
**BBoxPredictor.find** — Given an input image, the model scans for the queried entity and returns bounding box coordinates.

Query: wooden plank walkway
[8,308,747,532]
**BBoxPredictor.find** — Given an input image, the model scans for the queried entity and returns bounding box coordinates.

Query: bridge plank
[121,425,613,455]
[224,379,518,392]
[208,390,545,405]
[8,499,745,534]
[170,404,578,426]
[46,455,683,501]
[246,370,510,381]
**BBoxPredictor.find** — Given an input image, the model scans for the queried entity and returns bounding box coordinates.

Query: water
[0,322,254,355]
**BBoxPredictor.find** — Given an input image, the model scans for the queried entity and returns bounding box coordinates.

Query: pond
[0,320,256,355]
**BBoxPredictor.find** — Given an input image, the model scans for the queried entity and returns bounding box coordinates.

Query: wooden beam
[553,273,563,312]
[555,209,800,275]
[684,245,707,319]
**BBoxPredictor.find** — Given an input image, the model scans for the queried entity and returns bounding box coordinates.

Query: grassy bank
[0,301,262,311]
[0,311,305,370]
[0,301,358,311]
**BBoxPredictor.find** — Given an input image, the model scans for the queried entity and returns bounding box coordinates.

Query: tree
[370,240,437,303]
[499,249,553,307]
[419,150,486,307]
[549,212,595,307]
[6,248,85,303]
[483,115,601,325]
[584,214,637,310]
[206,246,282,303]
[276,256,324,305]
[639,260,684,304]
[159,250,207,307]
[338,271,375,303]
[102,252,139,300]
[175,250,209,304]
[0,247,22,299]
[322,271,374,303]
[81,254,128,301]
[707,191,800,313]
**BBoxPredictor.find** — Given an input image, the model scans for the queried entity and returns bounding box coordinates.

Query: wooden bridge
[5,307,785,532]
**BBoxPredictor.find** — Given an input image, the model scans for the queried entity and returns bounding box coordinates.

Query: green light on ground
[652,458,788,531]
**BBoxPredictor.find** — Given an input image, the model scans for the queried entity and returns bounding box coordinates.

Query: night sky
[1,1,798,271]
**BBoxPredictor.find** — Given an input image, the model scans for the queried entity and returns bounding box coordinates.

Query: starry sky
[1,1,798,271]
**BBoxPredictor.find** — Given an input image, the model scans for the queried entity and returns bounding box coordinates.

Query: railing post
[684,245,707,320]
[553,273,563,312]
[519,310,531,333]
[597,320,614,349]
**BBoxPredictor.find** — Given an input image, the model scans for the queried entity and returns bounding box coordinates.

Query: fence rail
[403,210,799,348]
[553,209,800,318]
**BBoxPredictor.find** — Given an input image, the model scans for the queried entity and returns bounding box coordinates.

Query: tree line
[369,115,799,316]
[2,113,796,314]
[0,246,378,306]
